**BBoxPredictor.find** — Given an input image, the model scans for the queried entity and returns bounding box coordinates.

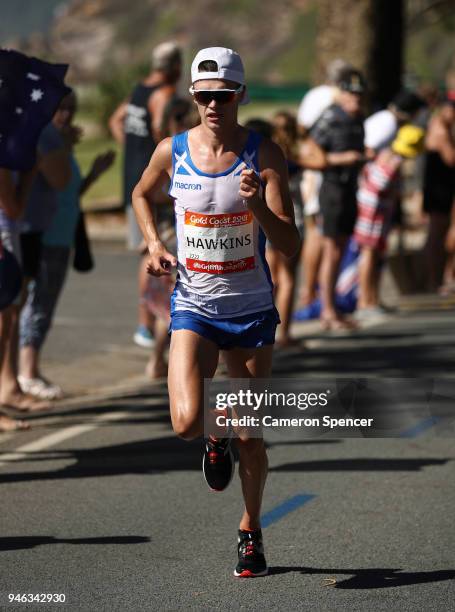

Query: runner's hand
[146,242,177,277]
[239,168,261,208]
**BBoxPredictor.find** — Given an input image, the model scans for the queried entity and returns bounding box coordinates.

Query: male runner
[132,47,300,577]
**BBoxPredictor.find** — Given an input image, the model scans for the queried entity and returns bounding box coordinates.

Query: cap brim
[391,141,421,158]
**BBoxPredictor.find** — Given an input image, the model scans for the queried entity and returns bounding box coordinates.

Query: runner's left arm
[239,139,301,258]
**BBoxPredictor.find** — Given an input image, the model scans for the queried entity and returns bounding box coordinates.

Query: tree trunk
[315,0,404,109]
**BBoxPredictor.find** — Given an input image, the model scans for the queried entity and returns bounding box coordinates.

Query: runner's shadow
[0,536,150,552]
[267,566,455,588]
[266,440,342,448]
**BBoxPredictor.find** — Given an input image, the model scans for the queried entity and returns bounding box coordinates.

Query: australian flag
[0,49,71,170]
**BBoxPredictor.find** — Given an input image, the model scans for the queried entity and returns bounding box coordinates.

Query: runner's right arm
[132,138,177,276]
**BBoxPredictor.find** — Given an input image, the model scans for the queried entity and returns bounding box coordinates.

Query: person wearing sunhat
[310,68,367,330]
[132,46,300,577]
[354,125,425,320]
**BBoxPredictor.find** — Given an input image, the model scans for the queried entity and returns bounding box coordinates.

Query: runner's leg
[168,329,219,440]
[223,345,273,530]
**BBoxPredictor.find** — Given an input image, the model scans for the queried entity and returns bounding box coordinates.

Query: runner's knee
[171,410,202,440]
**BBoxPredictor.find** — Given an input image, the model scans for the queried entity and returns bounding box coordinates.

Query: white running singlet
[168,130,274,318]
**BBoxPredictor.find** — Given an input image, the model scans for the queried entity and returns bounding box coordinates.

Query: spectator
[364,89,425,155]
[19,121,72,284]
[0,166,48,429]
[415,83,440,130]
[1,112,71,413]
[355,125,425,320]
[144,96,198,379]
[310,68,367,330]
[18,92,115,399]
[297,59,351,312]
[423,96,455,291]
[109,41,182,350]
[268,111,304,346]
[297,59,352,132]
[442,198,455,295]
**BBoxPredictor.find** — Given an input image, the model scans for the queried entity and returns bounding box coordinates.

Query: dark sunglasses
[189,85,244,105]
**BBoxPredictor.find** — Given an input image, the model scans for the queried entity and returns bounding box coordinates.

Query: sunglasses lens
[193,90,237,105]
[193,91,211,105]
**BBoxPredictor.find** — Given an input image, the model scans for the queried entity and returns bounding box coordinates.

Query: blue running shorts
[169,308,280,350]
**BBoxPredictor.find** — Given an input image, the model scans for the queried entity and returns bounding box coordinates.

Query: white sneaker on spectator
[133,325,156,348]
[354,306,390,322]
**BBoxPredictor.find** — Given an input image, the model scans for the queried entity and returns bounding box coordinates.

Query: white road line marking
[0,411,129,466]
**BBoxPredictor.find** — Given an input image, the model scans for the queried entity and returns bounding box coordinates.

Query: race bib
[184,211,255,274]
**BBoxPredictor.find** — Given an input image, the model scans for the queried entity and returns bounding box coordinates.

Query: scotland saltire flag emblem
[0,48,71,170]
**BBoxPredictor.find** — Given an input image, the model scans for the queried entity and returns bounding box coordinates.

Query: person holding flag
[0,49,71,427]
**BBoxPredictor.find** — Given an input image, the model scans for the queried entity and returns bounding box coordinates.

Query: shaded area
[268,566,455,589]
[25,397,171,423]
[274,341,455,376]
[0,536,150,552]
[274,317,455,377]
[0,432,448,482]
[270,458,449,472]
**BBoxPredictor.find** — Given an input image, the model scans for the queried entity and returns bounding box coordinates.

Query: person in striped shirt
[354,125,424,320]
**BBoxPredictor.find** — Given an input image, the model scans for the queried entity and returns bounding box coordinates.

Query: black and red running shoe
[234,529,268,577]
[202,436,234,492]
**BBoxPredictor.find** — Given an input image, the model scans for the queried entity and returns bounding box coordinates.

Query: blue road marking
[261,494,316,528]
[400,416,440,438]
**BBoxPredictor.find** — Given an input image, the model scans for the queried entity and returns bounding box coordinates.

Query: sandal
[320,316,357,333]
[0,414,31,432]
[18,376,63,401]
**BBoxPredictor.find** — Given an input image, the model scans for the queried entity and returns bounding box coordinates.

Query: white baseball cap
[191,47,250,104]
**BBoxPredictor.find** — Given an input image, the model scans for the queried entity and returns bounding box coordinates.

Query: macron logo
[175,181,202,191]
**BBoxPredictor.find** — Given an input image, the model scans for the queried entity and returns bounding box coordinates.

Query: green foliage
[85,62,149,135]
[406,18,455,83]
[154,8,179,37]
[267,10,318,82]
[75,137,122,209]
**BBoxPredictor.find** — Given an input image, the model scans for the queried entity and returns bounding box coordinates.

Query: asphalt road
[1,243,454,611]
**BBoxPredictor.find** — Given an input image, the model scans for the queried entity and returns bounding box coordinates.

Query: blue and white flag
[0,49,71,170]
[294,238,360,321]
